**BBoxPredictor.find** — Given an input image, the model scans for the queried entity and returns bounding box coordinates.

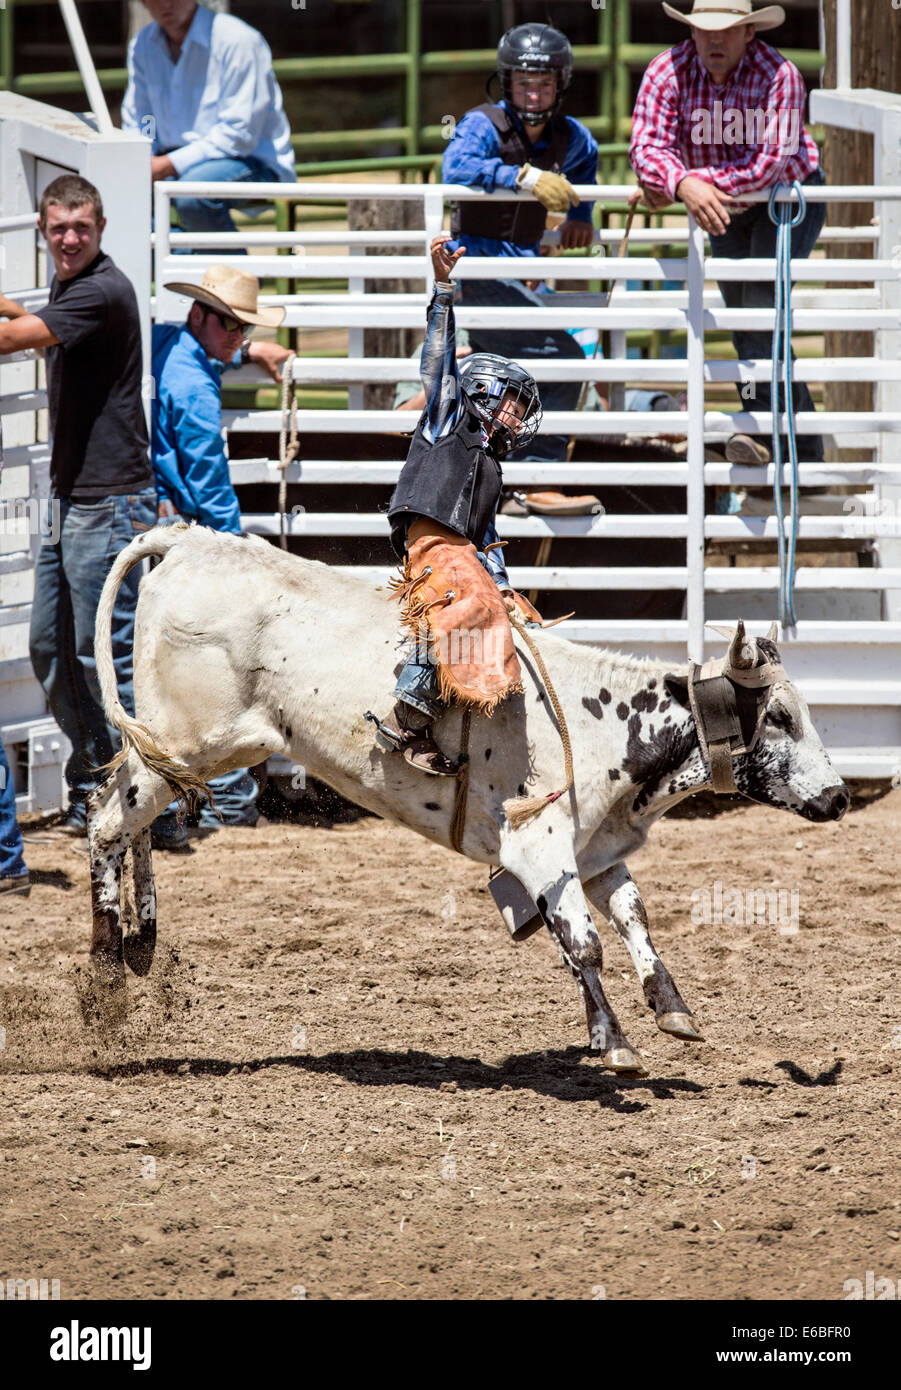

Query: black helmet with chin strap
[459,352,542,459]
[497,22,573,126]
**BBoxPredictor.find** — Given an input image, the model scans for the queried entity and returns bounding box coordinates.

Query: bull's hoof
[657,1011,704,1041]
[602,1046,649,1076]
[124,925,156,977]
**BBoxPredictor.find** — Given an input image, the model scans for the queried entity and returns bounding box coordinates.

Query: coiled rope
[767,180,807,627]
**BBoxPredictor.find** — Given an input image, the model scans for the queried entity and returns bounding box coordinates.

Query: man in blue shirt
[154,264,291,822]
[442,23,599,475]
[121,0,295,236]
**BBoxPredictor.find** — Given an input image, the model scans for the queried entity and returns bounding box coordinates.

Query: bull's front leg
[584,863,703,1041]
[500,831,647,1075]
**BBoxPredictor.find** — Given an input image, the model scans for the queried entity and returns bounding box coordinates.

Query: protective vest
[388,405,502,558]
[450,104,571,247]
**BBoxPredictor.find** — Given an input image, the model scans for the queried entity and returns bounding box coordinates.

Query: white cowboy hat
[662,0,785,31]
[164,263,285,329]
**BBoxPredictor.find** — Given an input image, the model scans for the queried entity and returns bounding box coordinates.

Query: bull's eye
[766,704,797,737]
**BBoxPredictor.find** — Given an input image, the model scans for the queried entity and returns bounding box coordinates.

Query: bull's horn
[727,618,756,671]
[766,621,779,642]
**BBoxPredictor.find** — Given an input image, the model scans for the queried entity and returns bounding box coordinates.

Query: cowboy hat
[662,0,785,31]
[164,263,285,329]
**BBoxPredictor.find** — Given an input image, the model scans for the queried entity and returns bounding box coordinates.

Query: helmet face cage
[460,355,542,459]
[497,23,573,125]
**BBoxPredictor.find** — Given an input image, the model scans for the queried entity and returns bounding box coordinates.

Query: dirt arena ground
[1,788,899,1302]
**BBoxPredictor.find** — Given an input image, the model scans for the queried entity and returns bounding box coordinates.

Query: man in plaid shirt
[629,0,826,465]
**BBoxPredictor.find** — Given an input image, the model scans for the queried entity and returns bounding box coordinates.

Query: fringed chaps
[390,524,523,715]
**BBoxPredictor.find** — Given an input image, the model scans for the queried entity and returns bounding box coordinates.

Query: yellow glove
[517,163,579,213]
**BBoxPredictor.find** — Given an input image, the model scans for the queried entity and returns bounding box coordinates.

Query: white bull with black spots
[87,523,849,1072]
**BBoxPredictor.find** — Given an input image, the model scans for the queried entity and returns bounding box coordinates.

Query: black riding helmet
[459,352,542,459]
[496,22,573,126]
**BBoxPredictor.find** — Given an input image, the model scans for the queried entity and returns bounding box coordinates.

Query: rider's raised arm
[418,281,464,445]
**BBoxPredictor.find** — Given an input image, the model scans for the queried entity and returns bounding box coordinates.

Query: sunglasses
[204,307,244,334]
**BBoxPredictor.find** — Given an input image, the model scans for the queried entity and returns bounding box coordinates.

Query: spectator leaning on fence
[0,175,173,843]
[151,265,291,828]
[121,0,295,238]
[629,0,826,466]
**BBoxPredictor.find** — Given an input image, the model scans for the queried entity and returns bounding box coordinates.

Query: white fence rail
[3,89,901,810]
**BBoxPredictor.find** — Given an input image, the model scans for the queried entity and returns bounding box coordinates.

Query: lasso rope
[277,352,299,552]
[767,180,807,627]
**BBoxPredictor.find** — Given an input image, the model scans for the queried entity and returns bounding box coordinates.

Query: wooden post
[347,196,425,410]
[821,0,901,455]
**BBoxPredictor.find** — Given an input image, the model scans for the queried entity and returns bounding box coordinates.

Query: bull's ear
[663,672,691,709]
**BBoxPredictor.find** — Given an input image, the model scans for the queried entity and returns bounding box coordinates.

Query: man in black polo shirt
[0,175,178,842]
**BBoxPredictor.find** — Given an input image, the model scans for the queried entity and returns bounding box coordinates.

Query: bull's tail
[95,522,212,815]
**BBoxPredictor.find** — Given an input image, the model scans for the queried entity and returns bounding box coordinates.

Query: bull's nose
[804,784,850,822]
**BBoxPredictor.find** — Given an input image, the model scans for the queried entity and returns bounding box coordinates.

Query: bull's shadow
[89,1046,705,1113]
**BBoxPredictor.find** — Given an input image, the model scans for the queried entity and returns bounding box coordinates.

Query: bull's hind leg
[500,833,647,1075]
[123,829,156,976]
[584,864,703,1041]
[87,755,174,991]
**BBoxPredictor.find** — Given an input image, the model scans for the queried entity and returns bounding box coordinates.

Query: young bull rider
[368,233,543,777]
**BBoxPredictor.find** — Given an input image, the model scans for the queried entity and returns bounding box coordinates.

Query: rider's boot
[370,702,458,777]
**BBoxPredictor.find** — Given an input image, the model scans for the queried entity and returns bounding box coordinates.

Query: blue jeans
[171,155,286,239]
[29,489,158,809]
[709,167,827,462]
[0,739,27,879]
[393,646,443,720]
[199,768,259,828]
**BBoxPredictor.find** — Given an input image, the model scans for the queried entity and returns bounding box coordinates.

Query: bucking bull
[87,523,849,1074]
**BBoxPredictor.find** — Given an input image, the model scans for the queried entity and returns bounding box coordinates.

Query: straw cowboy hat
[662,0,785,31]
[164,263,285,328]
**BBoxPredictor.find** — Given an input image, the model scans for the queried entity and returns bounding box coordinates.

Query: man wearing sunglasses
[149,265,292,832]
[153,265,290,531]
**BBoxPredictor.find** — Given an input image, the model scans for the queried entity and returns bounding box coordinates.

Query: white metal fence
[2,87,900,814]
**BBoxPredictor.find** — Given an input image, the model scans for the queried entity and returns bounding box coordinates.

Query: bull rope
[278,353,299,551]
[449,706,472,854]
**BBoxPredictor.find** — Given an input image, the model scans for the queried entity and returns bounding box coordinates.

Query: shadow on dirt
[87,1045,706,1112]
[774,1058,843,1087]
